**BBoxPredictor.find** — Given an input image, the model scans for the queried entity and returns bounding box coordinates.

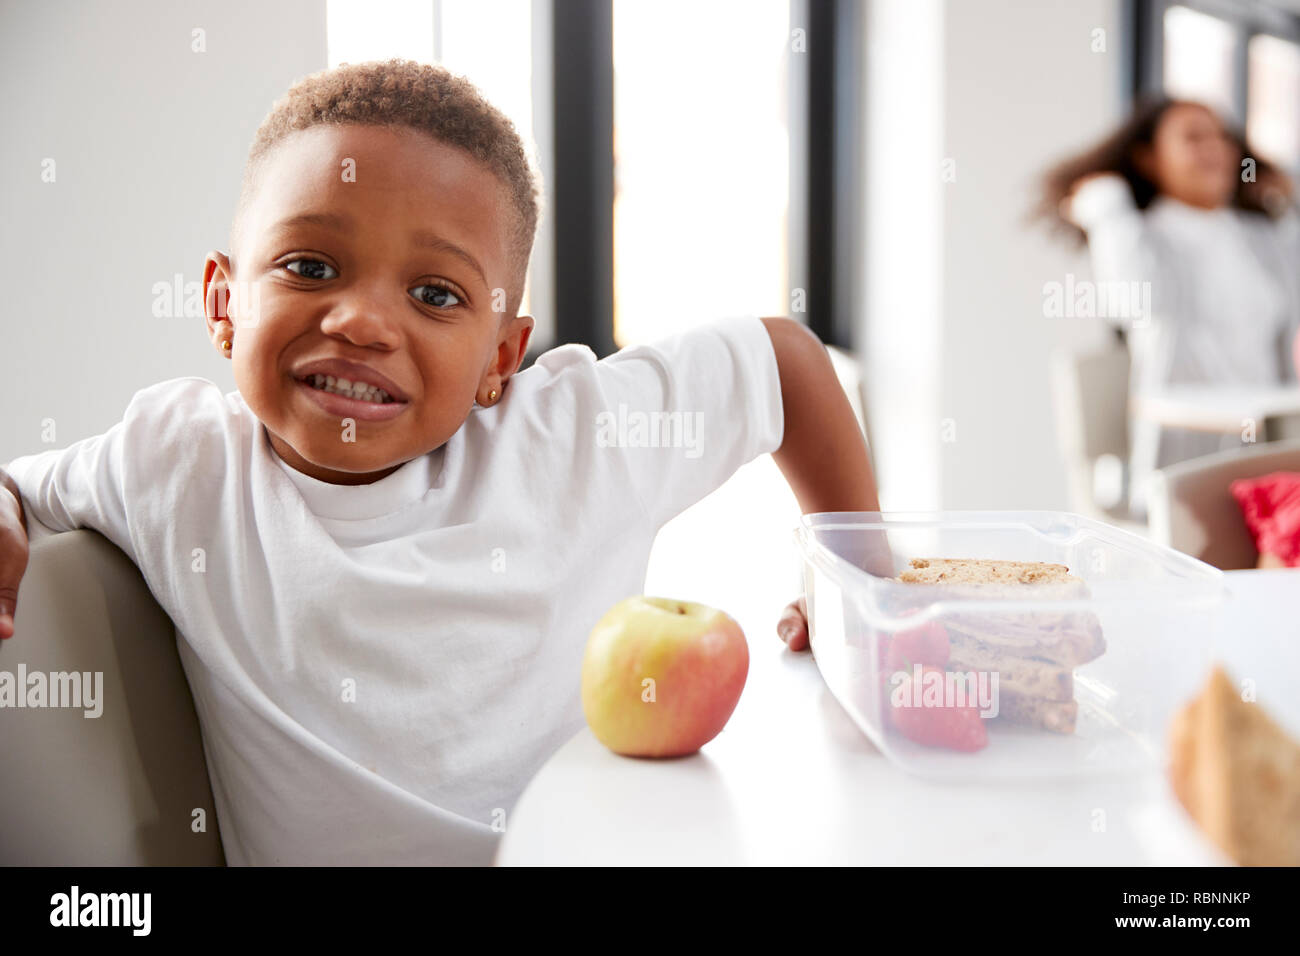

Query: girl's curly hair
[1035,96,1287,245]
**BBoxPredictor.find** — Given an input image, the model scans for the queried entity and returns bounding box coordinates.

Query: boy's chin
[263,420,409,480]
[277,442,411,484]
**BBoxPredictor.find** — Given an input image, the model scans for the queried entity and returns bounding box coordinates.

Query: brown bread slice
[1168,666,1300,866]
[994,688,1078,734]
[895,558,1111,735]
[897,558,1107,668]
[899,557,1074,585]
[945,617,1106,669]
[947,646,1074,701]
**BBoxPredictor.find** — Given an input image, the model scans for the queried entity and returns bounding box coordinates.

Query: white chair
[1147,439,1300,570]
[1049,343,1142,531]
[0,529,225,864]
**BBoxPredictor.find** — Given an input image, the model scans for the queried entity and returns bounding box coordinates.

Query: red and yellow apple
[581,596,749,757]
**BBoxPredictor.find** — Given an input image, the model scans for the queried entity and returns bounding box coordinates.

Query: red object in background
[1230,472,1300,568]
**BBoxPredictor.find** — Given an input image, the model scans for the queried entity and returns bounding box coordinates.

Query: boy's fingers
[0,590,16,640]
[776,597,810,652]
[0,531,29,641]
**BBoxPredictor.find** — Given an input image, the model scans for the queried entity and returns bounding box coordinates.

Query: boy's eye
[410,284,461,309]
[285,259,337,280]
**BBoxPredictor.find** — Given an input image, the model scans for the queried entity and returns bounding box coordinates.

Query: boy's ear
[498,313,535,379]
[203,251,234,341]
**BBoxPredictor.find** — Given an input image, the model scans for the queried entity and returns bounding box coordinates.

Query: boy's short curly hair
[233,58,541,317]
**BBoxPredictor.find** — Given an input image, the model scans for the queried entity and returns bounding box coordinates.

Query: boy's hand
[0,483,29,640]
[776,595,810,652]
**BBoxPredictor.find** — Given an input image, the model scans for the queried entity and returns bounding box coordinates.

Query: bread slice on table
[1168,665,1300,866]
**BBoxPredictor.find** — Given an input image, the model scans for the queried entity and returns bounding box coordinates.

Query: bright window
[326,0,435,68]
[1163,5,1238,118]
[611,0,791,347]
[1247,32,1300,170]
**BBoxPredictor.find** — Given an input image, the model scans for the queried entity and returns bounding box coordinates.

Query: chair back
[0,529,224,864]
[1148,439,1300,570]
[1050,344,1132,519]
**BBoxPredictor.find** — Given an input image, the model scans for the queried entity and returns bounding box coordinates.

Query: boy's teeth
[307,373,392,404]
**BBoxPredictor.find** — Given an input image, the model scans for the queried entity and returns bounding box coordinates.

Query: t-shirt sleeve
[2,377,229,562]
[585,316,785,529]
[3,412,134,553]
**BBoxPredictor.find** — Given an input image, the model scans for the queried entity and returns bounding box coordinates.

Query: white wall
[938,0,1120,509]
[861,0,946,512]
[1,1,325,463]
[861,0,1125,512]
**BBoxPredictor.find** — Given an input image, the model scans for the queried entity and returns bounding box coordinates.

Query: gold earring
[222,338,232,353]
[488,388,498,402]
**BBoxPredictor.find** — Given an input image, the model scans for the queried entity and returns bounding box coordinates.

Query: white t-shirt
[3,316,784,865]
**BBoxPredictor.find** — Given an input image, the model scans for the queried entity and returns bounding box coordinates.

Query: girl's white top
[4,316,784,865]
[1070,174,1300,511]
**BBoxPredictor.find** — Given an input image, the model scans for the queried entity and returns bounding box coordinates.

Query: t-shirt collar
[264,425,447,520]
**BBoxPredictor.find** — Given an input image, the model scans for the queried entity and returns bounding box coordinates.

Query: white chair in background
[1049,343,1143,533]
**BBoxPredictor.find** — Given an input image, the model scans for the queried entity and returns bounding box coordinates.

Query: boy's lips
[291,357,410,402]
[293,376,411,422]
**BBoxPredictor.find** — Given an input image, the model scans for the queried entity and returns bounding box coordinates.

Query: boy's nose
[319,294,405,348]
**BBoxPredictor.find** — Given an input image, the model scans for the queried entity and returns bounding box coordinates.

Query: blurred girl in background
[1040,97,1300,515]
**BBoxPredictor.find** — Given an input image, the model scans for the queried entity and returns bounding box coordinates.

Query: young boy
[0,59,875,864]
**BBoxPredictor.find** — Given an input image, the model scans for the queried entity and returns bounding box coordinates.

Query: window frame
[1130,0,1300,124]
[534,0,859,361]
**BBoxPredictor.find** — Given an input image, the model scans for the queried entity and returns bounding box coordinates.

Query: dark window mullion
[829,0,864,351]
[793,0,862,351]
[1232,21,1250,126]
[551,0,616,357]
[802,0,835,347]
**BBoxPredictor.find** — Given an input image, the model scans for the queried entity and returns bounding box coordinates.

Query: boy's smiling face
[204,124,533,485]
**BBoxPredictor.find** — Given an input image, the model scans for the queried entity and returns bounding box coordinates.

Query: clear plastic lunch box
[795,511,1229,780]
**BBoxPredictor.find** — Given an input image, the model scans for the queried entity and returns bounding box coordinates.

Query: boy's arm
[760,318,879,514]
[760,317,880,652]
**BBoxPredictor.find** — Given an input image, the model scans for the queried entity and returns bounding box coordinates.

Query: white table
[1133,385,1300,435]
[496,569,1300,865]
